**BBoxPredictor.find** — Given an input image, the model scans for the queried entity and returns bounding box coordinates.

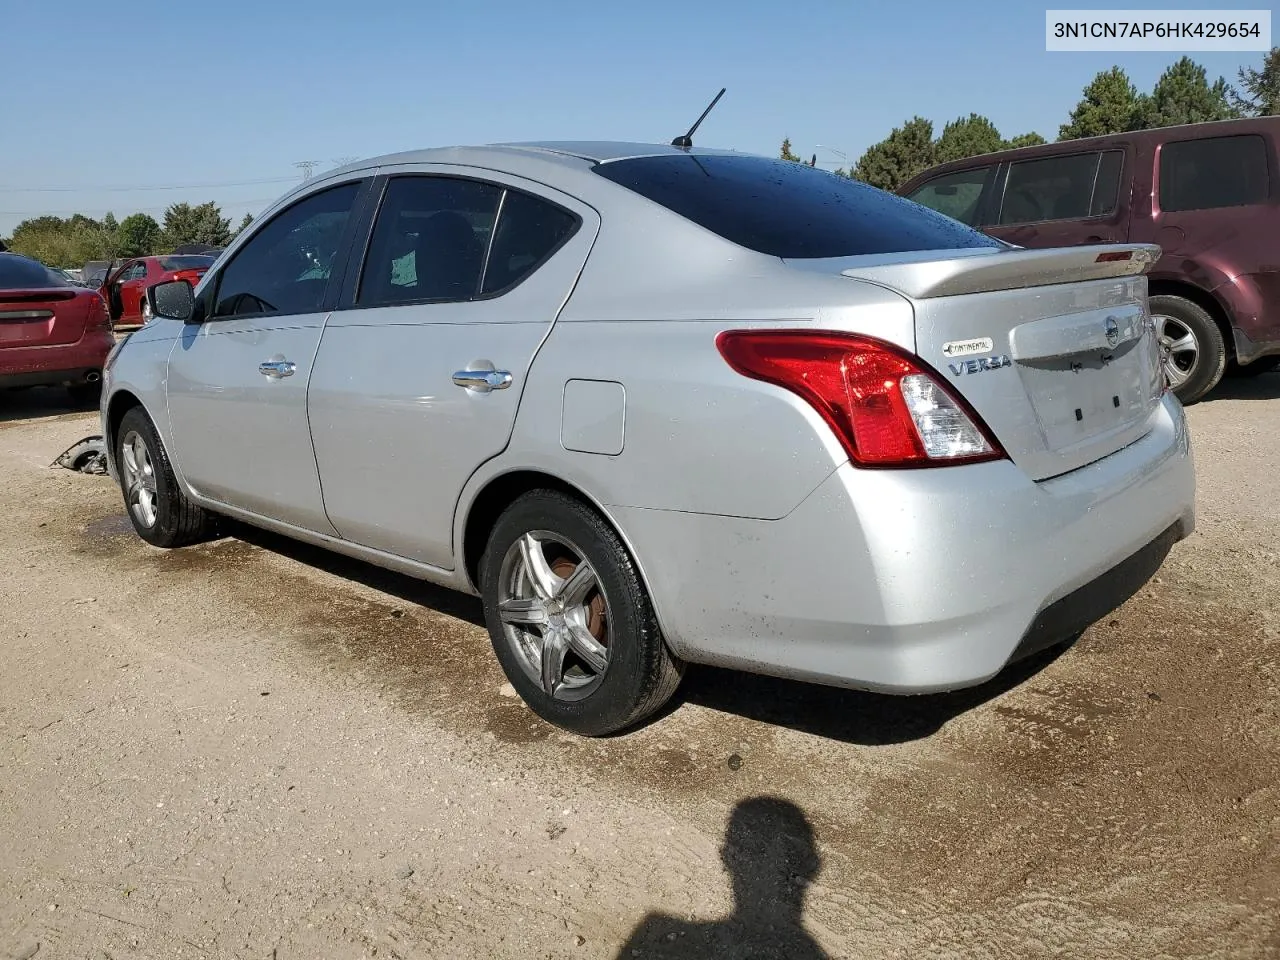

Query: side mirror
[147,279,195,322]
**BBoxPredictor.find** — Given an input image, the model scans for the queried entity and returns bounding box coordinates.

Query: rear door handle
[259,359,296,379]
[452,369,513,392]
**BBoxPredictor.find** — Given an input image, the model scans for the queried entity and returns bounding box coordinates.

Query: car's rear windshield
[159,255,216,271]
[592,154,1002,259]
[0,254,73,289]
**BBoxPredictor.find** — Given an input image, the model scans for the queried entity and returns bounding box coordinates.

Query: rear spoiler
[838,244,1162,300]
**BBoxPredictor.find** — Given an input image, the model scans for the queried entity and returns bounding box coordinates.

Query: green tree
[779,138,802,162]
[1004,132,1047,149]
[162,201,232,249]
[117,213,162,257]
[1230,46,1280,116]
[852,117,936,191]
[6,215,115,268]
[236,212,254,236]
[1059,67,1145,140]
[1143,56,1238,128]
[936,113,1005,163]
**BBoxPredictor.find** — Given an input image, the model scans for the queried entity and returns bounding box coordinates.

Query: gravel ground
[1,379,1277,960]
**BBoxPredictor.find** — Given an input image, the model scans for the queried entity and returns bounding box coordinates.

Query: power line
[0,176,297,193]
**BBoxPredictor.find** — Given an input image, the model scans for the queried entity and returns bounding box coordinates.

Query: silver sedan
[101,142,1196,735]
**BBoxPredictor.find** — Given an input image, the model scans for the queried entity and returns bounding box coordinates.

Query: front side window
[592,154,1000,258]
[122,262,147,281]
[211,182,360,319]
[998,152,1118,225]
[1159,135,1269,212]
[905,167,992,225]
[359,177,502,305]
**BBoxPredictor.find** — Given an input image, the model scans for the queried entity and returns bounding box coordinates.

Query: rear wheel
[479,490,683,736]
[1149,294,1226,405]
[115,406,216,547]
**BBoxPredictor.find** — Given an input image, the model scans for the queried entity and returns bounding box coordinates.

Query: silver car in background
[101,142,1195,736]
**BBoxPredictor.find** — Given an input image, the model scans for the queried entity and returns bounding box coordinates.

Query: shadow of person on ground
[615,796,828,960]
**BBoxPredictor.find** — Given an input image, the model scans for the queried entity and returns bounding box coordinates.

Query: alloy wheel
[1152,313,1199,389]
[497,531,611,701]
[120,430,158,528]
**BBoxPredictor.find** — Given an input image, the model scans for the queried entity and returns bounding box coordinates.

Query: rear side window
[359,177,502,305]
[904,167,992,225]
[998,151,1122,225]
[0,254,72,288]
[592,154,1000,258]
[1159,135,1269,212]
[481,190,579,295]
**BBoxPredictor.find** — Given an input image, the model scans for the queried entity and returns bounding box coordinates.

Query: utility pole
[332,156,358,168]
[294,160,321,180]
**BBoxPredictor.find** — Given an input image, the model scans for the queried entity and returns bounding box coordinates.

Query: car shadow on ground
[1,385,99,424]
[1209,370,1280,402]
[225,519,1063,746]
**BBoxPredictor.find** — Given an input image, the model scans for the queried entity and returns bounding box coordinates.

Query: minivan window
[905,167,992,225]
[1159,135,1269,212]
[212,182,360,319]
[999,151,1121,225]
[592,154,1001,258]
[359,176,503,305]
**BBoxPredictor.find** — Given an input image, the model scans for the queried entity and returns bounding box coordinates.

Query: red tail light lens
[86,293,113,332]
[715,329,1006,468]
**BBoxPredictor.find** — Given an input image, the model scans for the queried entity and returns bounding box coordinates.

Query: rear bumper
[613,392,1195,693]
[0,331,115,388]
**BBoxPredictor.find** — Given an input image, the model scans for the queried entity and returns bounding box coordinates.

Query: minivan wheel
[115,406,217,547]
[479,490,684,736]
[1149,294,1226,405]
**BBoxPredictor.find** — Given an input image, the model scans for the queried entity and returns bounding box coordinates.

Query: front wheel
[115,406,217,547]
[479,490,683,736]
[1149,294,1226,405]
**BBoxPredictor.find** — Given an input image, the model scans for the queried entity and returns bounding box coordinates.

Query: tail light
[87,293,113,333]
[715,329,1005,469]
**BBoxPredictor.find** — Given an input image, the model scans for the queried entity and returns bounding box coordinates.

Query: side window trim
[202,176,374,324]
[336,172,584,311]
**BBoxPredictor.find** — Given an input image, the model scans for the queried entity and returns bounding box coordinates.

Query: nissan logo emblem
[1105,317,1120,347]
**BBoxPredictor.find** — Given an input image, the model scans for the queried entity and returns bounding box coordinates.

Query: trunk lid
[832,244,1165,481]
[0,289,91,348]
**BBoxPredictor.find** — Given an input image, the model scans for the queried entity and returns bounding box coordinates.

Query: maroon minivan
[899,117,1280,404]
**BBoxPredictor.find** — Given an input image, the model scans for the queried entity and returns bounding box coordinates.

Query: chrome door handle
[259,359,296,379]
[452,369,513,392]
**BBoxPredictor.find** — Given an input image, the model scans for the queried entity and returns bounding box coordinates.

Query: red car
[0,252,116,405]
[101,254,216,327]
[899,116,1280,404]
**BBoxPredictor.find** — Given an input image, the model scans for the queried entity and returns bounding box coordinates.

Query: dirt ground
[1,378,1277,960]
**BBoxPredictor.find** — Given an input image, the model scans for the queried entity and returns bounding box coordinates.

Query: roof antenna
[671,88,726,150]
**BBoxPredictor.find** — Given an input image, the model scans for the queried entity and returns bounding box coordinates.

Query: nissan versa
[99,142,1196,736]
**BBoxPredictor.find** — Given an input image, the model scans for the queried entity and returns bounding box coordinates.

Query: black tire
[1149,294,1226,405]
[115,406,216,547]
[66,380,102,408]
[479,489,683,736]
[1227,355,1280,378]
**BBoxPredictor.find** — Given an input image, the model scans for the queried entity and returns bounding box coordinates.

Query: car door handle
[259,359,296,379]
[452,369,513,392]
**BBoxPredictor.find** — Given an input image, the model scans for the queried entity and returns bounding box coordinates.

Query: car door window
[358,176,503,305]
[904,167,991,225]
[998,152,1112,225]
[1159,135,1269,212]
[211,182,361,319]
[122,262,146,281]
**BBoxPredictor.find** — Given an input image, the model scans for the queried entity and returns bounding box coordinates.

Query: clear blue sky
[0,0,1264,237]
